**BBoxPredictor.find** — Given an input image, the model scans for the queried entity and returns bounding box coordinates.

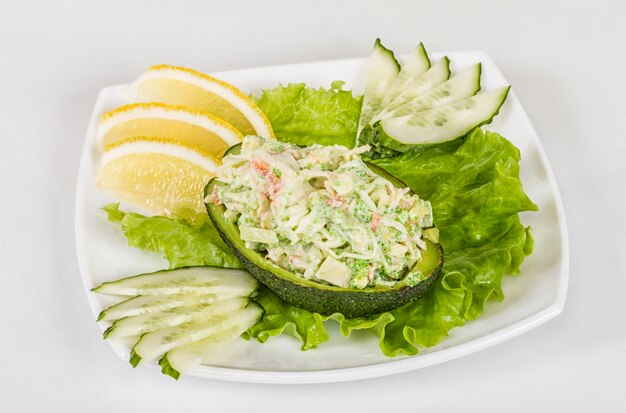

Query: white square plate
[75,51,569,383]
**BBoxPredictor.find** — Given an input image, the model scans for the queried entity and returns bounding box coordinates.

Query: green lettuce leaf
[103,203,241,269]
[254,81,361,148]
[242,288,330,350]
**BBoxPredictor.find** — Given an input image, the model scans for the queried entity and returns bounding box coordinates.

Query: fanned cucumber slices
[381,63,482,119]
[372,56,451,122]
[375,43,431,118]
[92,267,262,379]
[357,40,510,155]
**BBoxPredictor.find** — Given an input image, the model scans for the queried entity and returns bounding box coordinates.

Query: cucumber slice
[397,42,431,78]
[158,304,262,379]
[130,302,262,366]
[378,86,510,149]
[357,39,400,136]
[97,293,239,321]
[376,43,430,117]
[381,63,482,119]
[372,56,451,123]
[103,297,247,339]
[91,267,258,297]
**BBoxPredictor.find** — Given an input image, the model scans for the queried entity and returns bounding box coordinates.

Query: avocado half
[204,145,443,317]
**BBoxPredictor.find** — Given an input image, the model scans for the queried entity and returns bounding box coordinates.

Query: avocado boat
[205,144,443,318]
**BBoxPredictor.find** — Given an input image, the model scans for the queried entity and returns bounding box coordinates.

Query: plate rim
[75,51,569,384]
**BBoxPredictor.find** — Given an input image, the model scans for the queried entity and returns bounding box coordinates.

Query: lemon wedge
[97,103,243,159]
[131,65,274,138]
[96,136,220,218]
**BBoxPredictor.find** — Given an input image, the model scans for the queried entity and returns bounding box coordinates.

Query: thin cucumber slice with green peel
[381,63,482,119]
[377,86,511,150]
[394,42,430,79]
[357,39,400,136]
[103,297,248,339]
[376,43,430,115]
[372,56,451,123]
[130,302,263,367]
[158,305,262,380]
[91,266,258,297]
[97,293,240,321]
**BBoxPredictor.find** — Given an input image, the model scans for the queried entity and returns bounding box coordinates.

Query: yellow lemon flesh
[131,65,274,139]
[97,103,243,159]
[96,137,220,218]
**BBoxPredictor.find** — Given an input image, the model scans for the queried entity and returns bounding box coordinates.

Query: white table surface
[1,0,625,411]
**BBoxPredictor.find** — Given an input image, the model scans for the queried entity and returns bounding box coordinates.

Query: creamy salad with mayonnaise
[206,136,437,289]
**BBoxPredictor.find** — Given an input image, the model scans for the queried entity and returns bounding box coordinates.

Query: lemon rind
[131,64,274,138]
[97,102,244,146]
[100,136,221,173]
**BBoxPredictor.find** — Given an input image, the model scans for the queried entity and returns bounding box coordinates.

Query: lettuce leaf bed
[104,204,241,270]
[104,83,537,357]
[254,81,361,148]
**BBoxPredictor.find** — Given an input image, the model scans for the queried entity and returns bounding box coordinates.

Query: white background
[1,0,625,411]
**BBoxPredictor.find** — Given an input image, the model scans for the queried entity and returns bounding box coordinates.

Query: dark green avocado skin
[214,223,442,317]
[204,148,444,318]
